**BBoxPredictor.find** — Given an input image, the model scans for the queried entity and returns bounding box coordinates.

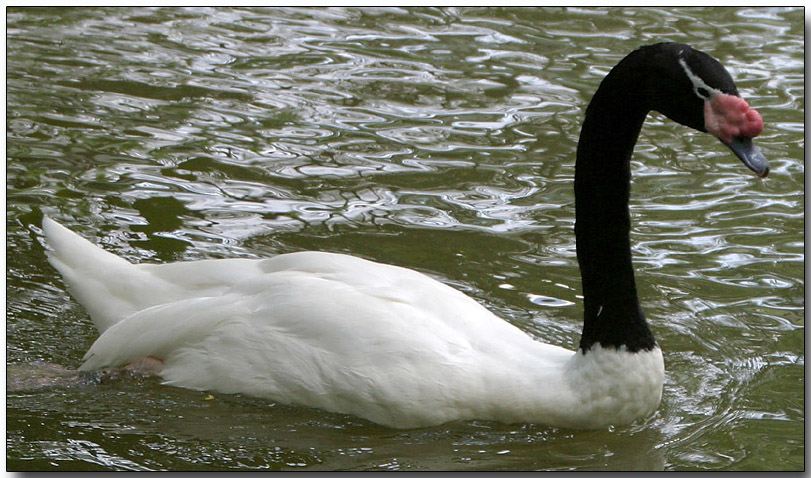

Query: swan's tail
[42,217,145,333]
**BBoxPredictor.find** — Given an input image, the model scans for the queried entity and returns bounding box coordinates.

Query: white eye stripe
[678,57,722,101]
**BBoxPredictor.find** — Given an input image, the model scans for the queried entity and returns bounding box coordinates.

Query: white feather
[43,217,663,429]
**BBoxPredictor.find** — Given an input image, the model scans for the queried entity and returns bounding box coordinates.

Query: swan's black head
[640,43,731,128]
[639,43,769,177]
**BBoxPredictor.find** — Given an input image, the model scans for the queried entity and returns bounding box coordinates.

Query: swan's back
[43,217,579,428]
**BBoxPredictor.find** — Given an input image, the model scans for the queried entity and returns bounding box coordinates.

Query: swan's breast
[562,344,665,428]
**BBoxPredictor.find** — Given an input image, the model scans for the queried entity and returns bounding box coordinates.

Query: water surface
[6,7,804,471]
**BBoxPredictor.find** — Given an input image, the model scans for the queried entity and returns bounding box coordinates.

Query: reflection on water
[7,6,804,471]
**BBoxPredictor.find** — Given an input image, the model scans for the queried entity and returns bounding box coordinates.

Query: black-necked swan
[42,43,769,429]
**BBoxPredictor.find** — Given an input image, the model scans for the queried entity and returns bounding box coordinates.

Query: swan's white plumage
[42,216,663,429]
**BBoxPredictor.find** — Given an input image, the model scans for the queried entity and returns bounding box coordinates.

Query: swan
[42,43,769,429]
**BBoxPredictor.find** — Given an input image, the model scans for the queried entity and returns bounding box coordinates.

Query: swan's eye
[678,57,720,102]
[696,86,711,100]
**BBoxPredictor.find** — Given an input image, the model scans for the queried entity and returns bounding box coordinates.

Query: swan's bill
[723,136,770,178]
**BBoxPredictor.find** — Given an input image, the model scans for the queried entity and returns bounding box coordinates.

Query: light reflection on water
[7,6,804,471]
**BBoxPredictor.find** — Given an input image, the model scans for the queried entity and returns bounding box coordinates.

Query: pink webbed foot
[124,356,164,377]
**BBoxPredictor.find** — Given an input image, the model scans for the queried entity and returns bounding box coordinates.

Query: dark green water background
[6,7,804,471]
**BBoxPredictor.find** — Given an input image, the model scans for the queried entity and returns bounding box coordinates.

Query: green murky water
[6,7,804,471]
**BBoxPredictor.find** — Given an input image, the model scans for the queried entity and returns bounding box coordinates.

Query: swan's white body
[43,217,663,429]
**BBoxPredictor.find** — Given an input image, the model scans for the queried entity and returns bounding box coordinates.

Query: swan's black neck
[575,48,657,353]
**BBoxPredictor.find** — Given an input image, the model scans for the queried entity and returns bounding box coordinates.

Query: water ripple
[6,6,804,472]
